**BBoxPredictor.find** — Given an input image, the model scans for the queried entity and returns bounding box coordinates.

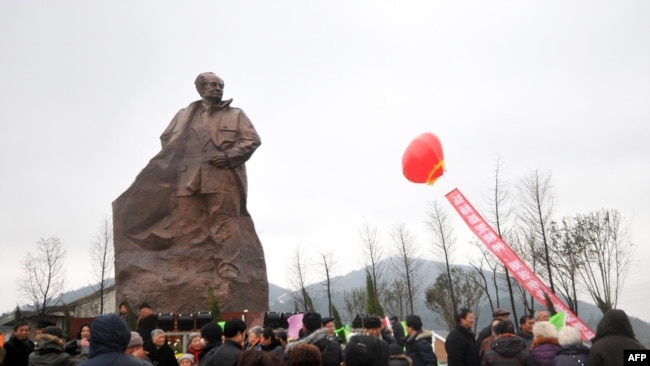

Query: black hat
[139,302,151,309]
[321,317,334,325]
[43,326,66,339]
[365,316,382,329]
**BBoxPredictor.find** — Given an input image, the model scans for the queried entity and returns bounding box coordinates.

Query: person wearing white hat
[178,353,195,366]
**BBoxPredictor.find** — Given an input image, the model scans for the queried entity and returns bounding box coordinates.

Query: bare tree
[548,220,581,314]
[358,220,387,309]
[568,209,634,314]
[21,236,67,315]
[383,278,407,319]
[482,157,518,324]
[317,249,337,317]
[426,201,458,315]
[470,240,503,308]
[343,287,367,323]
[389,222,423,315]
[469,247,496,310]
[509,225,539,316]
[287,244,315,312]
[91,216,114,315]
[517,170,556,293]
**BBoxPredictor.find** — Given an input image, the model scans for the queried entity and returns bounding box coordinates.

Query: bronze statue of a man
[113,72,268,315]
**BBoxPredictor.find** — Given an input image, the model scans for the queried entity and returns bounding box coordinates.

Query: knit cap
[178,353,195,365]
[128,331,143,347]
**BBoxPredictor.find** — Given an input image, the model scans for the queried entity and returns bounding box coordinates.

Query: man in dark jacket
[4,321,35,366]
[515,315,534,347]
[345,335,389,366]
[202,318,246,366]
[136,303,158,349]
[444,308,479,366]
[29,326,87,366]
[405,315,438,366]
[80,313,146,366]
[588,309,646,366]
[145,329,178,366]
[476,308,510,350]
[285,312,342,366]
[199,322,223,363]
[390,316,407,347]
[480,320,529,366]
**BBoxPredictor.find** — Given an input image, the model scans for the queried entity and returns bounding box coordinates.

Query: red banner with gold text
[445,188,595,340]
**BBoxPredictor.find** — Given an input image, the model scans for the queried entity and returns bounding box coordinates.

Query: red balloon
[402,132,445,185]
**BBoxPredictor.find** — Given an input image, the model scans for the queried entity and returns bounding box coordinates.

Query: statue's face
[200,75,224,103]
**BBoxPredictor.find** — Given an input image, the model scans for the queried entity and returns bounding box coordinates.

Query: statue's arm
[224,110,261,167]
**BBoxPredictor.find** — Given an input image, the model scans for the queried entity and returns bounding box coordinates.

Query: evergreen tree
[332,303,343,329]
[63,305,71,336]
[303,288,316,312]
[14,305,23,321]
[207,285,222,322]
[365,270,384,316]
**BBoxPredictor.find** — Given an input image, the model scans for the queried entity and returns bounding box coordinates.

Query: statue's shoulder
[176,100,202,115]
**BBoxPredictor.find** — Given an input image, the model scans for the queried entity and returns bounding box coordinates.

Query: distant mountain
[267,257,650,346]
[58,278,115,304]
[268,257,487,326]
[5,260,648,347]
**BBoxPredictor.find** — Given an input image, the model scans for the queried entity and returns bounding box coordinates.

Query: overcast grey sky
[1,1,649,323]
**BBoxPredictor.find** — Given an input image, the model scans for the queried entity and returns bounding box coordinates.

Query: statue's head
[195,72,224,103]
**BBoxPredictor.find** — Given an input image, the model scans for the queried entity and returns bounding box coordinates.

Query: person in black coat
[199,322,223,363]
[345,335,389,366]
[588,309,646,366]
[390,316,407,347]
[284,312,342,366]
[405,315,438,366]
[260,327,284,359]
[81,314,148,366]
[444,308,480,366]
[4,321,35,366]
[64,323,91,356]
[136,303,158,349]
[389,343,412,366]
[145,329,178,366]
[476,308,510,351]
[202,318,247,366]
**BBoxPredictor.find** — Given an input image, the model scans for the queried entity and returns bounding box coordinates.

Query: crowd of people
[444,307,646,366]
[0,305,645,366]
[0,306,437,366]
